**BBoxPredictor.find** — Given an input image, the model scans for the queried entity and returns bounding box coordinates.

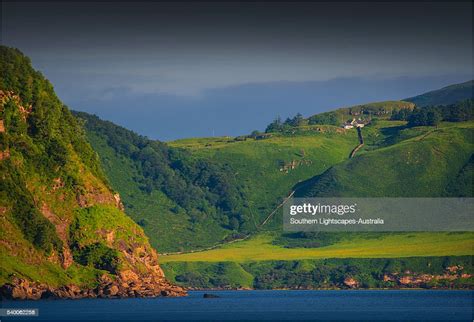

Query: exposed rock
[447,265,463,273]
[52,177,65,190]
[40,203,73,269]
[76,189,124,210]
[60,247,74,269]
[279,159,312,173]
[113,193,125,211]
[0,148,10,160]
[387,268,472,287]
[119,270,139,283]
[343,277,359,288]
[383,274,395,282]
[0,275,186,300]
[104,285,119,296]
[203,293,220,298]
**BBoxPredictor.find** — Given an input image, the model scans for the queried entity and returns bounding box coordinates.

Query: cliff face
[0,46,186,299]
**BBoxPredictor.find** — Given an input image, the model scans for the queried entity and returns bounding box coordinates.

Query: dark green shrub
[73,242,120,274]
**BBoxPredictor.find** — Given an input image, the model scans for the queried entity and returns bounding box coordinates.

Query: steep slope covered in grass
[79,113,359,252]
[76,112,252,252]
[0,46,184,299]
[295,122,474,197]
[160,119,474,289]
[169,126,358,228]
[405,80,473,107]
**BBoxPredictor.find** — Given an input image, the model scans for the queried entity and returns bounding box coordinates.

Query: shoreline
[2,288,473,303]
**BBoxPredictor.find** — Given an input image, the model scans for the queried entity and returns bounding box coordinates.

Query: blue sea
[1,290,473,321]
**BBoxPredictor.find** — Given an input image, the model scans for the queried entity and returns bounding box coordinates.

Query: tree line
[76,112,252,232]
[391,99,473,127]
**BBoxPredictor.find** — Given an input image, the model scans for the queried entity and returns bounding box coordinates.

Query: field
[159,232,474,263]
[159,231,474,289]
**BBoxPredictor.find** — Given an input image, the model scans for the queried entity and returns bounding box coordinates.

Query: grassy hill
[404,80,473,107]
[77,79,473,290]
[295,121,474,198]
[169,126,358,229]
[0,46,183,297]
[3,46,472,292]
[75,115,233,252]
[160,118,474,289]
[78,114,359,252]
[306,100,415,126]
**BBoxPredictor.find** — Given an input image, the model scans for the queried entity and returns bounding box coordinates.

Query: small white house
[342,118,366,129]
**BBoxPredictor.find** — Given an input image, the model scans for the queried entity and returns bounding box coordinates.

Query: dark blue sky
[2,2,472,140]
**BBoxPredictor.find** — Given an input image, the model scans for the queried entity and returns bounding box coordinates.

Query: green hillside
[161,256,474,290]
[169,126,358,229]
[75,114,235,252]
[308,100,415,125]
[264,101,415,130]
[0,46,182,297]
[295,122,474,198]
[78,113,358,252]
[2,46,472,293]
[159,118,474,289]
[405,80,473,107]
[76,75,473,290]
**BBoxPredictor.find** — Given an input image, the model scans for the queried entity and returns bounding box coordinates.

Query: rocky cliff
[0,46,186,299]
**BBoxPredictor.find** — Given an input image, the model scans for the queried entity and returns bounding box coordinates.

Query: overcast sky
[2,1,473,140]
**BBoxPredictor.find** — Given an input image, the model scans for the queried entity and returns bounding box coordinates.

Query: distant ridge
[404,80,473,107]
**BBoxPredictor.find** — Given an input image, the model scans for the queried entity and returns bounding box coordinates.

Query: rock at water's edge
[0,276,187,300]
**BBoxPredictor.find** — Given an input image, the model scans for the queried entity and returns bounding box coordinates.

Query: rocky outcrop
[0,276,186,300]
[0,148,10,160]
[279,159,312,173]
[39,203,74,269]
[383,267,472,288]
[76,190,124,211]
[343,277,359,288]
[113,193,125,211]
[0,90,32,120]
[0,49,187,302]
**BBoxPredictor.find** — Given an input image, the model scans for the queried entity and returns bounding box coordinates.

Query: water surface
[2,290,472,321]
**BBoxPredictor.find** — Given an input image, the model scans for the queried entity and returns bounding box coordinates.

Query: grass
[159,232,474,263]
[306,100,415,125]
[170,127,358,230]
[161,256,474,289]
[72,205,147,248]
[296,122,474,197]
[0,250,103,288]
[85,130,230,252]
[404,80,474,107]
[162,261,255,289]
[87,124,358,251]
[85,114,474,257]
[0,210,104,287]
